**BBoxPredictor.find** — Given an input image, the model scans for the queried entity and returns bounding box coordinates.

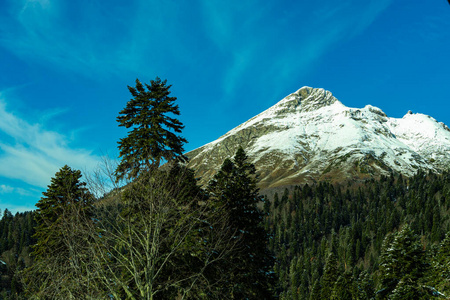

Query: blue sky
[0,0,449,212]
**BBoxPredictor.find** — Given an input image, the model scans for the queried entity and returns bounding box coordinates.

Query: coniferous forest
[265,171,450,299]
[0,78,450,299]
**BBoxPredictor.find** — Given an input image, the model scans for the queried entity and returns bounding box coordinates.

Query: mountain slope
[186,87,450,189]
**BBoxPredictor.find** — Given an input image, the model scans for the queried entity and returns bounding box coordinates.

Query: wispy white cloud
[0,0,393,108]
[349,0,393,38]
[0,0,394,83]
[222,45,259,96]
[117,0,191,75]
[0,184,34,197]
[0,92,100,189]
[197,0,393,102]
[1,0,136,77]
[0,0,198,79]
[0,185,14,194]
[199,0,269,48]
[275,0,392,77]
[210,1,393,103]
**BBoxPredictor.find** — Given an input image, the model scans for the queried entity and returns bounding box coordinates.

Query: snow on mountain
[186,87,450,189]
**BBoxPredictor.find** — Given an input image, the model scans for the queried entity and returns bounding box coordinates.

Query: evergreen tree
[0,210,35,297]
[23,165,98,298]
[431,231,450,296]
[31,165,93,261]
[207,147,275,299]
[389,275,428,300]
[377,225,428,299]
[115,78,187,181]
[321,252,339,299]
[331,271,354,300]
[309,279,321,300]
[355,270,375,300]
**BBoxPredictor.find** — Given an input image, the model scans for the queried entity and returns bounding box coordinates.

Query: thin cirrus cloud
[1,0,136,77]
[0,184,14,194]
[0,184,35,197]
[0,93,100,189]
[0,0,195,79]
[198,0,393,103]
[1,0,393,103]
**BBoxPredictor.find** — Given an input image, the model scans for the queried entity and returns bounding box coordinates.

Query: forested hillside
[265,171,450,299]
[0,210,35,298]
[2,169,450,299]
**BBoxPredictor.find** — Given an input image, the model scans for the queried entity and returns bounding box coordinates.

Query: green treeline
[3,170,450,299]
[0,210,35,298]
[267,171,450,299]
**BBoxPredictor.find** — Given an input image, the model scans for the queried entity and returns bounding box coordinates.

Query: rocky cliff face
[186,87,450,189]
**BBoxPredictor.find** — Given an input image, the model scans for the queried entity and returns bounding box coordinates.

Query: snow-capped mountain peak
[186,87,450,189]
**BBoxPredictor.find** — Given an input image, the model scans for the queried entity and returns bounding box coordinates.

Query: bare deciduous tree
[22,158,241,299]
[86,166,240,299]
[21,200,104,299]
[21,159,239,299]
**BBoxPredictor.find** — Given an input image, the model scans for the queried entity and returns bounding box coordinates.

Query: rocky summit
[186,87,450,190]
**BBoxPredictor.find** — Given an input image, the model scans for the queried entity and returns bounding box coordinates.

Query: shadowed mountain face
[186,87,450,189]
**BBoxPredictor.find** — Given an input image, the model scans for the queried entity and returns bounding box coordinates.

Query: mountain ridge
[186,87,450,189]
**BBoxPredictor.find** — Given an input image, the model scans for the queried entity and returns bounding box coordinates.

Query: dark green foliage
[4,153,450,298]
[331,271,354,300]
[207,147,275,299]
[355,270,375,300]
[265,171,450,299]
[377,225,428,299]
[115,78,187,181]
[22,165,97,298]
[387,275,428,300]
[309,279,321,300]
[321,252,338,299]
[3,168,450,299]
[31,165,93,262]
[429,231,450,296]
[0,210,35,298]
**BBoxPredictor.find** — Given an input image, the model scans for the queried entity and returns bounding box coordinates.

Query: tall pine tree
[115,78,187,181]
[321,252,339,299]
[430,231,450,296]
[24,165,98,298]
[207,147,275,299]
[377,225,429,299]
[31,165,93,261]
